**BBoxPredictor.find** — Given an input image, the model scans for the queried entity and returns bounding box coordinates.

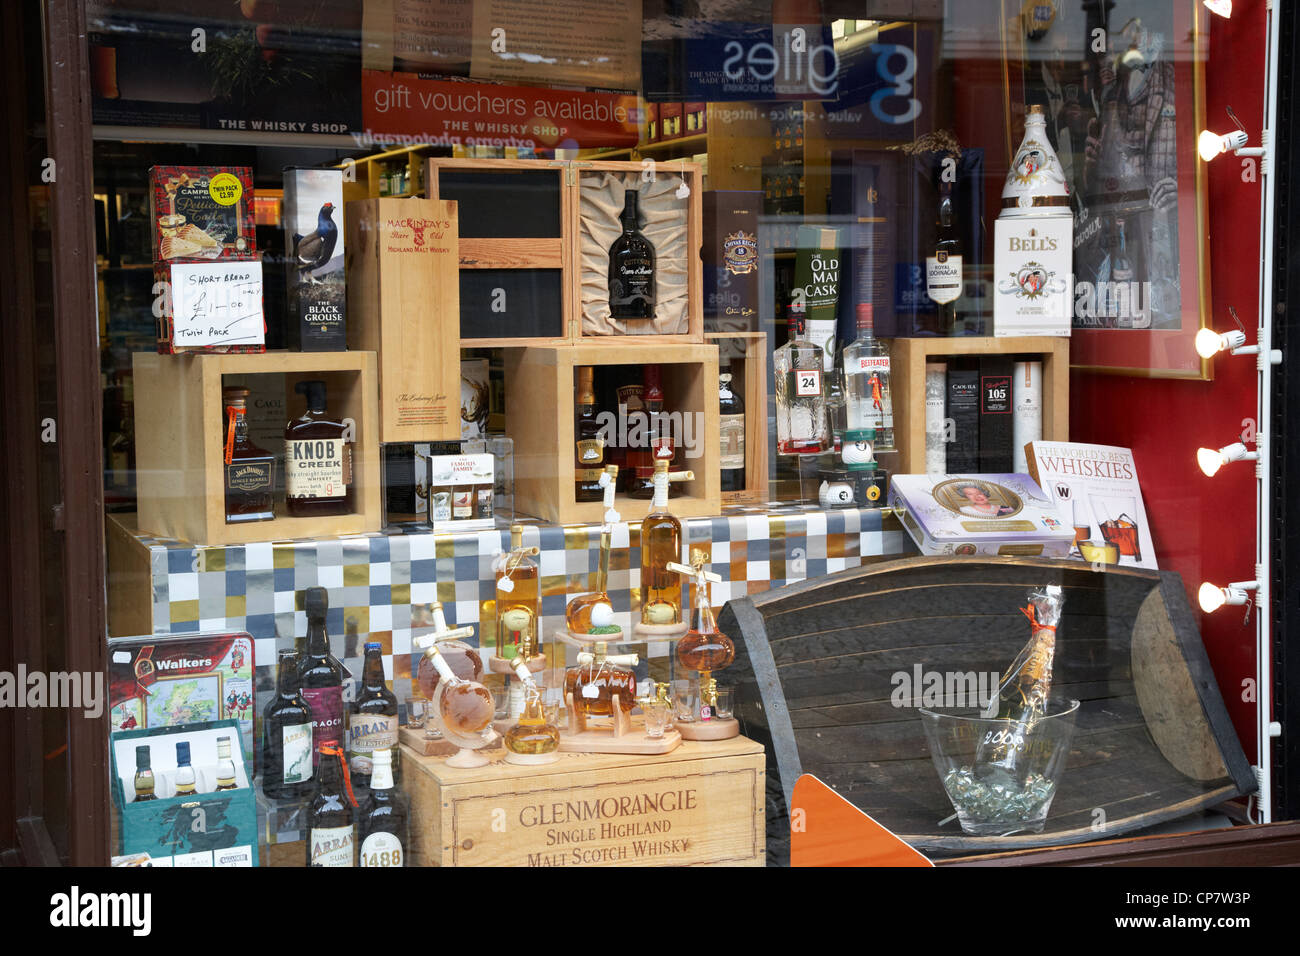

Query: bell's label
[360,832,404,867]
[286,439,348,498]
[309,826,354,867]
[281,723,313,784]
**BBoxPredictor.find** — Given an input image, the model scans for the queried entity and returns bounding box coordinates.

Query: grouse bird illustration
[292,202,338,283]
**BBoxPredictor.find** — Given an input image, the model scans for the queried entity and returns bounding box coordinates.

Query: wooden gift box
[890,336,1069,475]
[425,157,704,346]
[345,197,462,444]
[133,350,381,546]
[706,331,769,506]
[402,737,765,866]
[505,342,720,525]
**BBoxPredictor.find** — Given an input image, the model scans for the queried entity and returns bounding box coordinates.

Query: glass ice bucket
[918,698,1080,836]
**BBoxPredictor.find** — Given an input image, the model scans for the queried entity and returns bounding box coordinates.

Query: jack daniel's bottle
[608,189,656,320]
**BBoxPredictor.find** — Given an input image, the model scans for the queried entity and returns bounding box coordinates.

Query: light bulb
[1198,583,1227,613]
[1195,327,1224,358]
[1197,447,1226,477]
[1203,0,1231,18]
[1198,129,1249,161]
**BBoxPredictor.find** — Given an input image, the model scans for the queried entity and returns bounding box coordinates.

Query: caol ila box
[889,473,1074,557]
[149,166,255,261]
[703,190,761,332]
[978,356,1014,473]
[283,167,346,350]
[994,216,1073,336]
[945,362,980,473]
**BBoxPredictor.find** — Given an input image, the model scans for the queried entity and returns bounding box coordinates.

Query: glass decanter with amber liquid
[639,459,685,630]
[565,465,619,636]
[222,386,274,523]
[669,551,738,736]
[494,524,540,663]
[564,633,639,717]
[413,602,495,766]
[503,660,560,764]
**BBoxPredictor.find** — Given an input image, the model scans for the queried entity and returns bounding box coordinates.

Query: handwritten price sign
[169,260,265,348]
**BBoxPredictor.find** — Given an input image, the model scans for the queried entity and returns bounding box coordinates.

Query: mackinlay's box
[108,633,256,763]
[889,473,1074,557]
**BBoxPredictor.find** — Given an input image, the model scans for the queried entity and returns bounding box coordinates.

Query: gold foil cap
[510,524,523,548]
[577,366,595,405]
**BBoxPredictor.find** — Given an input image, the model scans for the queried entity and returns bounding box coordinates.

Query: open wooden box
[426,157,704,347]
[133,350,381,546]
[504,342,720,525]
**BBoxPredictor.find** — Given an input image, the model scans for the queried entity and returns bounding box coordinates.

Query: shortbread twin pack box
[149,166,255,261]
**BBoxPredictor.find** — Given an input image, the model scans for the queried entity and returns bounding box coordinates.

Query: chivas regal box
[889,473,1074,557]
[149,166,255,262]
[284,167,347,350]
[108,632,256,761]
[111,721,258,866]
[993,215,1073,336]
[702,190,761,332]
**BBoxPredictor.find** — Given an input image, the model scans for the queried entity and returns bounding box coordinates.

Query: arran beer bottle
[358,747,407,867]
[349,641,399,788]
[299,587,344,769]
[261,648,313,800]
[307,742,355,867]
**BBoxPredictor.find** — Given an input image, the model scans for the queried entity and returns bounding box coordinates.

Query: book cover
[1025,441,1158,569]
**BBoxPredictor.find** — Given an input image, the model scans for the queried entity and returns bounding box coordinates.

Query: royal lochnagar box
[993,216,1073,337]
[284,167,346,351]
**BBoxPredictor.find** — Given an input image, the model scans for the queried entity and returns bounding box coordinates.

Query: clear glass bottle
[284,379,353,517]
[173,741,196,796]
[495,524,539,661]
[214,735,238,791]
[774,312,830,455]
[843,303,895,451]
[133,745,157,802]
[608,188,656,319]
[565,465,618,634]
[672,553,735,721]
[504,662,560,756]
[640,459,682,626]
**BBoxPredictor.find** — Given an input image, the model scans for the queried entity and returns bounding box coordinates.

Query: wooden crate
[346,197,462,443]
[403,736,765,866]
[133,350,381,546]
[706,331,769,505]
[891,336,1069,475]
[505,342,720,525]
[426,157,703,346]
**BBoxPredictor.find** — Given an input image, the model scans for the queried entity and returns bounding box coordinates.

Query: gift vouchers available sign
[360,71,639,150]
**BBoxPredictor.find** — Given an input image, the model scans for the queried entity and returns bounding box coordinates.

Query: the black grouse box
[284,167,346,351]
[703,190,761,332]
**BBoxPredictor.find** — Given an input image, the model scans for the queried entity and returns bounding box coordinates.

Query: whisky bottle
[1001,104,1071,216]
[565,465,619,635]
[640,459,683,626]
[495,524,540,662]
[926,187,963,334]
[261,648,313,800]
[629,364,670,499]
[348,641,399,787]
[575,366,605,503]
[719,367,746,492]
[222,386,274,524]
[608,188,656,320]
[843,304,894,451]
[307,742,356,867]
[774,312,830,455]
[285,379,353,517]
[358,747,407,867]
[564,642,639,716]
[133,745,157,802]
[299,587,345,769]
[214,735,238,791]
[504,660,560,756]
[174,741,197,796]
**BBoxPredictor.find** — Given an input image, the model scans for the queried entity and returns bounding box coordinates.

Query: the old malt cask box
[346,197,462,443]
[403,737,765,866]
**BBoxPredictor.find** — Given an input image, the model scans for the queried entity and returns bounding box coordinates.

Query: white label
[281,724,311,783]
[720,413,745,470]
[286,439,346,498]
[168,260,264,347]
[855,356,890,372]
[926,254,963,305]
[582,683,600,699]
[795,369,822,397]
[349,715,398,773]
[309,826,354,867]
[359,832,404,867]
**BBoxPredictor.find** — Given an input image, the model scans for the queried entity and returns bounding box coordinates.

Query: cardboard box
[346,197,462,443]
[702,191,761,333]
[889,472,1074,558]
[426,452,496,531]
[149,166,255,262]
[994,215,1073,336]
[283,167,346,351]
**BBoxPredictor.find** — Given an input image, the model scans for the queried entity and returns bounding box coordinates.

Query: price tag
[169,260,264,347]
[795,369,822,397]
[582,684,600,699]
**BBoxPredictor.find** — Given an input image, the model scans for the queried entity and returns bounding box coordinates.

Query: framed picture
[1002,0,1211,379]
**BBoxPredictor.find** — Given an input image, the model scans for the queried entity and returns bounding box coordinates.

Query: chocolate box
[149,166,256,262]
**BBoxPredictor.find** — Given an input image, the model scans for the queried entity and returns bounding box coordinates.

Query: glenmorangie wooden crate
[402,737,765,866]
[133,350,381,546]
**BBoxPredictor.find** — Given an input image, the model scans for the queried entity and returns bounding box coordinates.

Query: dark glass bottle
[261,648,313,800]
[719,368,746,493]
[630,364,671,499]
[358,748,407,867]
[607,189,656,320]
[298,587,344,769]
[222,386,275,524]
[575,365,604,502]
[284,379,353,517]
[133,745,157,802]
[349,641,399,788]
[926,187,963,335]
[306,742,355,867]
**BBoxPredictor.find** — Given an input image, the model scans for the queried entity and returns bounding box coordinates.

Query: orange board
[790,774,933,867]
